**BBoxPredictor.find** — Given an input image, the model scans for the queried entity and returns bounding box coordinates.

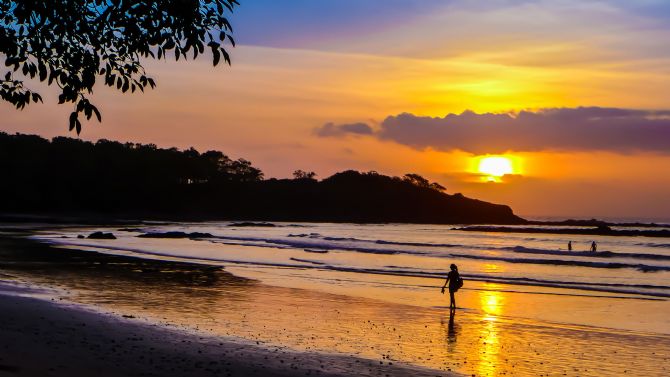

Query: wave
[210,235,670,268]
[507,246,670,261]
[323,236,363,242]
[206,236,431,256]
[136,231,670,270]
[636,243,670,248]
[290,258,326,265]
[288,233,322,238]
[451,253,670,272]
[39,237,670,299]
[304,249,329,254]
[291,234,462,248]
[457,273,670,291]
[286,234,670,262]
[373,239,459,248]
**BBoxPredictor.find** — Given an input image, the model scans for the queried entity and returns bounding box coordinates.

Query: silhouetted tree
[403,173,431,188]
[0,133,522,224]
[402,173,446,192]
[0,1,238,133]
[293,170,317,180]
[430,182,446,192]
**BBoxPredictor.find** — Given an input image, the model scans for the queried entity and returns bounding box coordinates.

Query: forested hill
[0,133,525,224]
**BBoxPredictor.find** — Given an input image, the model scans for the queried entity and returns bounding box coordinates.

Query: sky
[2,0,670,220]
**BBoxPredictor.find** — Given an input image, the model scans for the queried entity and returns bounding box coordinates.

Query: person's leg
[450,291,455,308]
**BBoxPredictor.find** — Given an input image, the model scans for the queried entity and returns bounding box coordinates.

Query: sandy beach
[1,228,669,376]
[0,292,447,377]
[0,232,449,377]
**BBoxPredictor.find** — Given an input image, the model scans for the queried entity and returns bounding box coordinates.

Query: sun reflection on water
[483,263,505,274]
[480,285,504,316]
[477,286,505,376]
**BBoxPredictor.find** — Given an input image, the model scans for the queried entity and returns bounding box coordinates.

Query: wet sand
[0,292,449,377]
[0,233,448,377]
[1,232,669,376]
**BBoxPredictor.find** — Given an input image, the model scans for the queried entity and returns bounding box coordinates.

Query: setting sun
[478,156,513,180]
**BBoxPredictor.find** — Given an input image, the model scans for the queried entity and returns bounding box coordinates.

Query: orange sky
[2,1,670,220]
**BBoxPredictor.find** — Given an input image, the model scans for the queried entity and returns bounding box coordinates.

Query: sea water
[22,222,670,376]
[34,222,670,332]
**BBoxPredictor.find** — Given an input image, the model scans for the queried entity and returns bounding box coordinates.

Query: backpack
[455,277,464,291]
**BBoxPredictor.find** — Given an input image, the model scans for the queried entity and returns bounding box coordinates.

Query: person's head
[450,264,458,271]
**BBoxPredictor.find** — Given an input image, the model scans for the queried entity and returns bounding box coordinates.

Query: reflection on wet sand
[2,236,669,377]
[447,310,458,345]
[478,287,503,377]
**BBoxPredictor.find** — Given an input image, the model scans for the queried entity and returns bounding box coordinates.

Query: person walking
[568,241,572,251]
[441,264,462,310]
[591,241,597,252]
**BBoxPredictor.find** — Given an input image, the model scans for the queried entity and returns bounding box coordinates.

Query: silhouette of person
[568,241,572,251]
[441,264,461,310]
[591,241,597,252]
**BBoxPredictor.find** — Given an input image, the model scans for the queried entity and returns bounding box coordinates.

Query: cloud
[318,107,670,154]
[314,122,374,137]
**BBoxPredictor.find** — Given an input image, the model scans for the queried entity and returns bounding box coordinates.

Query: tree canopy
[0,132,524,224]
[0,1,238,133]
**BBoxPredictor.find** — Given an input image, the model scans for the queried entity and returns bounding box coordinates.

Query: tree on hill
[0,1,238,133]
[293,170,317,180]
[0,133,523,224]
[403,173,446,192]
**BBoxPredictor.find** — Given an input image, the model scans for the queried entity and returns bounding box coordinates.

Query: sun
[478,156,513,181]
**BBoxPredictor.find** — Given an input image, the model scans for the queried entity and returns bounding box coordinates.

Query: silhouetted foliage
[429,182,447,192]
[403,173,446,192]
[0,133,524,224]
[403,173,430,188]
[293,170,317,180]
[0,1,238,133]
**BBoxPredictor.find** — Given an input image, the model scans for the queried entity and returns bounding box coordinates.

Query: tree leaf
[69,112,77,131]
[0,0,239,132]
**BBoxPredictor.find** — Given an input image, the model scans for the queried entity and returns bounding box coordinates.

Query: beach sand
[1,231,669,376]
[0,233,448,377]
[0,293,448,377]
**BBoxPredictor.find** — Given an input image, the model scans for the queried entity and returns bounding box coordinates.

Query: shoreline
[2,229,669,376]
[0,231,450,377]
[2,212,669,229]
[0,285,449,377]
[456,225,670,238]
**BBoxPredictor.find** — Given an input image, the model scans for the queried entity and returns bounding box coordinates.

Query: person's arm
[441,276,450,293]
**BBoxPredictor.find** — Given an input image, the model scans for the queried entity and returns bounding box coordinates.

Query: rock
[304,249,329,254]
[228,222,276,227]
[87,231,117,240]
[137,232,213,239]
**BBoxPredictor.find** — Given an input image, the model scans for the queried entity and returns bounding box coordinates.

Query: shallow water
[21,222,670,376]
[36,222,670,311]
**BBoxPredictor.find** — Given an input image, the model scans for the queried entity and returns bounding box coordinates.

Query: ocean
[33,221,670,335]
[7,221,668,375]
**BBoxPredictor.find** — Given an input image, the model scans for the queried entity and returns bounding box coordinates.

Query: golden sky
[2,0,670,219]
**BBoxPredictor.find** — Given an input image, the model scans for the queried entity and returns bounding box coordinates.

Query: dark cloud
[318,107,670,154]
[314,122,374,137]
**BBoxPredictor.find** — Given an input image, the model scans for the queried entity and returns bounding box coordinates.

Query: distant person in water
[441,264,462,310]
[568,241,572,251]
[591,241,597,252]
